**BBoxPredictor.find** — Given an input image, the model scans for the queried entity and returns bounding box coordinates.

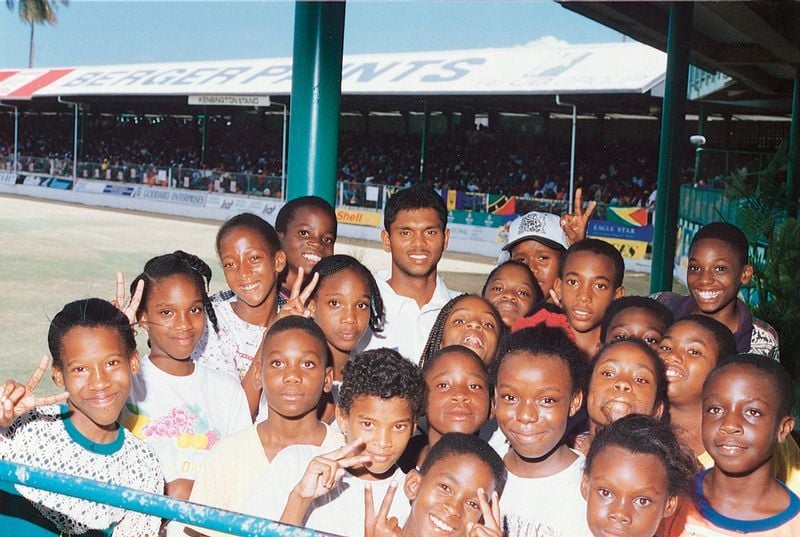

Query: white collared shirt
[355,270,458,365]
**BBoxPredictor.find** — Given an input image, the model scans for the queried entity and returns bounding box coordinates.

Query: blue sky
[1,1,625,69]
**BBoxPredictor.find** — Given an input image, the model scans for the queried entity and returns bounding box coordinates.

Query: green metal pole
[650,2,693,294]
[787,68,799,217]
[419,99,429,182]
[286,1,346,205]
[200,108,207,166]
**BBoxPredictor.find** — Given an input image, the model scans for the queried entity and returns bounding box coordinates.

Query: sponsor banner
[23,175,48,186]
[588,219,653,242]
[137,186,207,206]
[589,236,648,259]
[207,193,269,213]
[47,177,74,190]
[336,208,382,227]
[0,172,17,185]
[447,210,514,228]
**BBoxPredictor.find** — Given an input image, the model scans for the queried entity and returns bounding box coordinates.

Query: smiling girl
[121,251,251,502]
[0,298,163,536]
[419,294,504,367]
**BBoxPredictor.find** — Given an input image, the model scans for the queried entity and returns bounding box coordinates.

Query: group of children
[0,183,796,537]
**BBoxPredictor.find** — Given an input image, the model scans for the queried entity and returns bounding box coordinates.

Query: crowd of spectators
[0,113,690,206]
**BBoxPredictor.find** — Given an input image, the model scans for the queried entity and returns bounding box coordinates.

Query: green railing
[0,460,337,536]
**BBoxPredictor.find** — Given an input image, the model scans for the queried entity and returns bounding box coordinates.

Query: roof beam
[699,2,799,65]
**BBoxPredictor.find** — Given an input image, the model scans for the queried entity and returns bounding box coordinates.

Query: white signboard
[188,95,271,107]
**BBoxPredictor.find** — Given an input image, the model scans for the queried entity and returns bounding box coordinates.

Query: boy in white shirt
[242,348,423,536]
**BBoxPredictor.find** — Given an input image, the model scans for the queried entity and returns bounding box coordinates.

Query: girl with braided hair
[419,294,504,368]
[306,254,384,422]
[119,251,251,505]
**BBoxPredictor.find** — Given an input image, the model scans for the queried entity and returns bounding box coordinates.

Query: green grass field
[0,193,680,395]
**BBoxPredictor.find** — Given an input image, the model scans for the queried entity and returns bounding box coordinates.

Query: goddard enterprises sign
[188,95,270,107]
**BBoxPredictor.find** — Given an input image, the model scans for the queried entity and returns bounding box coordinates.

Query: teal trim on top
[60,404,124,455]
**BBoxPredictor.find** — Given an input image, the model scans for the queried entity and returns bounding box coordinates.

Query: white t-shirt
[355,270,458,364]
[0,404,163,536]
[121,355,252,482]
[241,443,410,536]
[181,423,344,537]
[500,450,590,537]
[192,294,266,381]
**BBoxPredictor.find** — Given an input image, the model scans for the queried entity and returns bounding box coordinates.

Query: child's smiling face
[404,453,497,537]
[582,446,678,537]
[218,226,285,309]
[494,352,581,463]
[702,365,793,476]
[658,320,719,406]
[139,274,205,366]
[424,350,491,440]
[52,326,139,443]
[588,342,663,427]
[556,251,624,334]
[687,238,752,317]
[483,263,539,329]
[279,206,336,278]
[441,296,501,364]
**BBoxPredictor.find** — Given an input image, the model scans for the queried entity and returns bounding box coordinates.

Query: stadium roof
[560,1,799,112]
[0,41,666,102]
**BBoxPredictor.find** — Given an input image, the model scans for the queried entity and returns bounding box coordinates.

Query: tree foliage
[5,0,68,68]
[725,140,800,380]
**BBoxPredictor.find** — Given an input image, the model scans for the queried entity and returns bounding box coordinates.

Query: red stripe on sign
[7,68,74,98]
[0,71,19,83]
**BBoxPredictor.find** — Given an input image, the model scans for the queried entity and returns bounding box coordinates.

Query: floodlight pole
[555,94,577,211]
[0,102,19,172]
[58,96,79,180]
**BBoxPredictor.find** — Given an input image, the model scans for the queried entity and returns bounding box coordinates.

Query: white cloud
[520,36,570,48]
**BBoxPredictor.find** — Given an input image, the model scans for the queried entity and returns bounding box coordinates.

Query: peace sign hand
[0,355,69,427]
[291,437,371,501]
[365,481,402,537]
[277,266,319,321]
[112,272,144,325]
[466,488,503,537]
[560,187,596,246]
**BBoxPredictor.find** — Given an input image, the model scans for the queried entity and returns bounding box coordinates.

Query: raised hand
[466,488,502,537]
[291,438,370,500]
[0,355,69,427]
[112,271,144,325]
[277,266,319,321]
[560,188,596,246]
[364,481,402,537]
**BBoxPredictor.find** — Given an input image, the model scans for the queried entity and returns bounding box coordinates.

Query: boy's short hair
[560,238,625,289]
[265,315,332,367]
[339,348,424,418]
[422,345,487,379]
[275,196,337,238]
[589,339,670,422]
[585,414,697,498]
[599,296,673,342]
[491,325,587,395]
[420,432,507,495]
[706,353,796,417]
[384,184,447,232]
[675,315,737,363]
[690,222,749,267]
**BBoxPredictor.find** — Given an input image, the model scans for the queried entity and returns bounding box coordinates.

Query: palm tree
[6,0,68,68]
